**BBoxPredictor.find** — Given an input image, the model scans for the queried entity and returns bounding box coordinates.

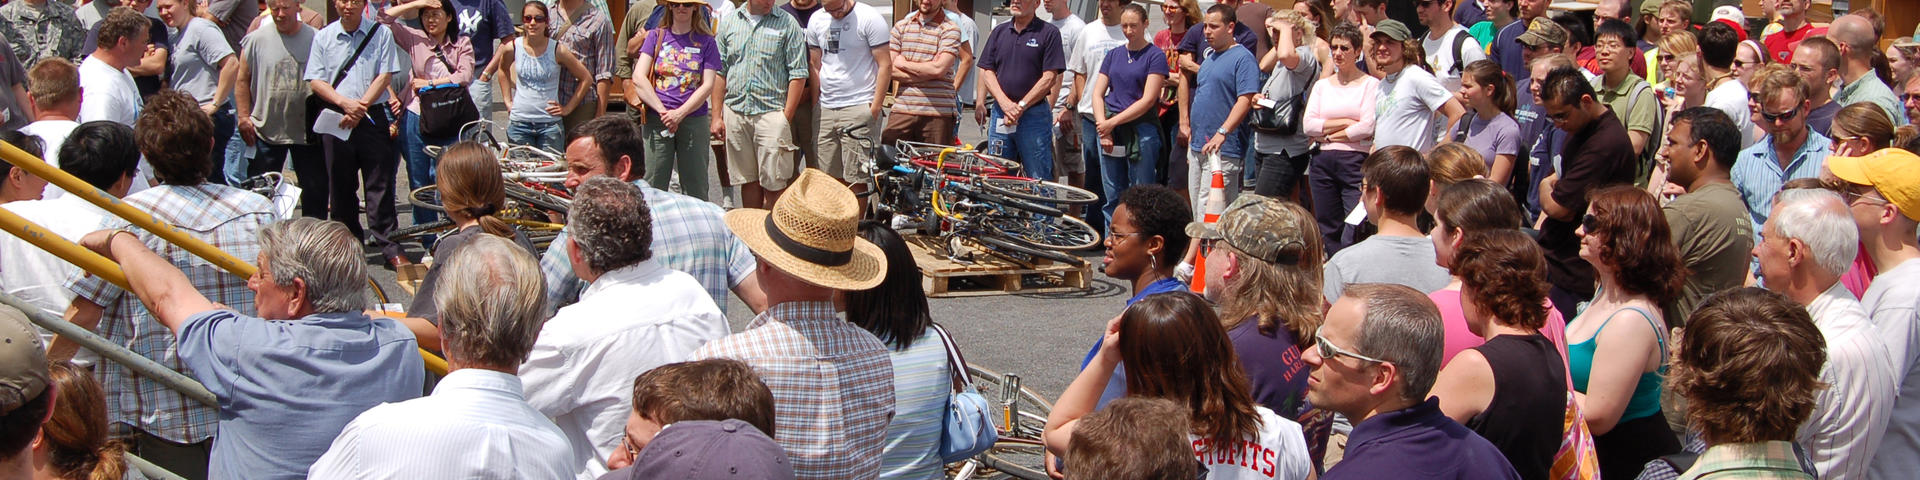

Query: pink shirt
[1431,288,1573,387]
[1302,73,1378,153]
[378,12,474,113]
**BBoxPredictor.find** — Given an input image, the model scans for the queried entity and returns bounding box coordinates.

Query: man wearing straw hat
[694,168,893,480]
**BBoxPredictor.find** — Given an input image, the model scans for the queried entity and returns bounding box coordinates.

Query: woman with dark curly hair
[1428,230,1568,480]
[1567,185,1686,478]
[1663,287,1826,479]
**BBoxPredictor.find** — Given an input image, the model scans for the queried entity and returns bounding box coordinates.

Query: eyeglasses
[1313,331,1388,364]
[1581,213,1601,232]
[1904,94,1920,103]
[524,14,548,22]
[1658,53,1676,63]
[1732,59,1755,68]
[1198,238,1219,257]
[1759,104,1802,123]
[1109,231,1145,244]
[1844,189,1890,207]
[1415,0,1436,7]
[621,434,640,463]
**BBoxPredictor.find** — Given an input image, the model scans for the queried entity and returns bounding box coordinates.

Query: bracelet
[1217,128,1230,135]
[99,229,137,253]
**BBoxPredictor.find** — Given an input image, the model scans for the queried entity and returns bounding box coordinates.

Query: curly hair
[1217,200,1323,340]
[1585,185,1688,307]
[1119,292,1263,454]
[1672,288,1827,444]
[134,90,215,186]
[568,177,654,274]
[1117,185,1192,269]
[1453,230,1551,330]
[1435,179,1524,234]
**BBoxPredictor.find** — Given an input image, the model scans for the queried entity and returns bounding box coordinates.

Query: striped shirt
[715,7,809,116]
[555,3,615,106]
[1800,282,1898,480]
[888,14,962,117]
[66,184,277,444]
[541,182,756,314]
[694,301,896,480]
[1731,132,1832,245]
[878,329,948,480]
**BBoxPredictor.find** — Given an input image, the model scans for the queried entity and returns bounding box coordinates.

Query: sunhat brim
[725,208,888,291]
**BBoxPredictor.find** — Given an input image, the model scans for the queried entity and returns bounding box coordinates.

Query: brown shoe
[388,255,414,267]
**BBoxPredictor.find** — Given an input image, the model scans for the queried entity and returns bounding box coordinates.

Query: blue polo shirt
[1187,44,1260,156]
[1323,398,1523,480]
[1732,131,1833,241]
[978,18,1065,103]
[178,309,425,480]
[1175,22,1257,64]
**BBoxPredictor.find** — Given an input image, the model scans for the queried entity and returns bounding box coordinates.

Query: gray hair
[1346,283,1445,404]
[434,235,549,368]
[567,177,653,275]
[1768,188,1858,277]
[256,218,368,313]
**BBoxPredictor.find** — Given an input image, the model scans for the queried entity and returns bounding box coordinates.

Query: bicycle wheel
[407,185,446,213]
[505,183,571,214]
[973,234,1085,266]
[980,214,1101,252]
[977,177,1100,205]
[964,365,1053,480]
[391,219,455,244]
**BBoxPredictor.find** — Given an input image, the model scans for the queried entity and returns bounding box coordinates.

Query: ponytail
[470,204,516,239]
[87,441,128,480]
[1464,60,1516,117]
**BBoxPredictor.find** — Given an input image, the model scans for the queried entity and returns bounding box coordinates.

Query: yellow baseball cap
[1826,148,1920,221]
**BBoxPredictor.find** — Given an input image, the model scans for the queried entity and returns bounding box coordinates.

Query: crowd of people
[2,0,1920,479]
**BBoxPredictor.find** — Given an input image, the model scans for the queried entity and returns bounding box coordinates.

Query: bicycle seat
[877,144,902,169]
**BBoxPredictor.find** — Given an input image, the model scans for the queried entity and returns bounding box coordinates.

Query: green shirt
[1678,441,1816,480]
[1661,182,1752,324]
[1594,73,1657,137]
[1835,74,1910,126]
[714,7,809,116]
[612,0,659,79]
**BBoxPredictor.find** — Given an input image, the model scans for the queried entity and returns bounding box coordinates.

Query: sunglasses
[1760,105,1802,123]
[524,14,548,22]
[1581,213,1600,232]
[1904,94,1920,103]
[669,2,698,8]
[1313,332,1388,364]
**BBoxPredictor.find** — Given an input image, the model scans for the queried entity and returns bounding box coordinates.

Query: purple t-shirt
[640,29,722,116]
[1462,112,1520,168]
[1228,317,1311,418]
[1098,43,1169,114]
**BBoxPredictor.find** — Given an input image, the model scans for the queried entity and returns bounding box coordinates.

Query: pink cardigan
[1302,74,1379,153]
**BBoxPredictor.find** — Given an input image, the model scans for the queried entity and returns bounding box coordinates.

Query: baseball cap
[0,305,49,415]
[1186,195,1314,266]
[1709,6,1748,40]
[1825,148,1920,221]
[623,419,795,480]
[1515,17,1568,47]
[1370,19,1413,43]
[1637,0,1659,16]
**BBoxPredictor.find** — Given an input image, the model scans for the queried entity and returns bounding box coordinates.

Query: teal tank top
[1568,306,1666,422]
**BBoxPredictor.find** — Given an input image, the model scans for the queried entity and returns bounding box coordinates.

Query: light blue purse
[933,324,999,463]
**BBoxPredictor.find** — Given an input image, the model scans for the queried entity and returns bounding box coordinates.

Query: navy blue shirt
[1323,398,1523,480]
[1175,22,1257,63]
[1491,19,1528,82]
[452,0,515,69]
[978,18,1065,103]
[1229,317,1310,418]
[1187,45,1260,156]
[1454,0,1486,28]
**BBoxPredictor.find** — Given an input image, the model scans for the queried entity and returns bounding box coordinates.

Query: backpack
[1624,80,1663,187]
[1448,29,1472,77]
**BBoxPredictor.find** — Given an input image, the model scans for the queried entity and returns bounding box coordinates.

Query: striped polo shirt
[716,7,810,116]
[889,13,963,117]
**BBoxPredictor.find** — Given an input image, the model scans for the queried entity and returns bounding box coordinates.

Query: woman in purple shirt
[382,0,473,231]
[1091,4,1169,224]
[1456,60,1518,186]
[630,0,721,201]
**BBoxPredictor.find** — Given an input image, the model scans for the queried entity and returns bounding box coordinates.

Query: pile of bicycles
[394,120,572,251]
[869,140,1102,267]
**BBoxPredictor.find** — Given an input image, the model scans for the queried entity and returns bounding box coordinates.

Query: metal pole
[0,291,217,407]
[0,208,127,288]
[0,141,257,279]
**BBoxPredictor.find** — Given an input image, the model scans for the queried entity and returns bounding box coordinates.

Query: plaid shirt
[715,6,807,116]
[694,301,895,480]
[67,184,277,444]
[555,3,615,106]
[1676,441,1818,480]
[541,183,755,313]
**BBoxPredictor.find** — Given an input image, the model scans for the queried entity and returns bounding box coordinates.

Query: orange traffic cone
[1190,152,1228,294]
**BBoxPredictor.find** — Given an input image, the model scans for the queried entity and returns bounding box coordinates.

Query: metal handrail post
[125,453,187,480]
[0,291,217,407]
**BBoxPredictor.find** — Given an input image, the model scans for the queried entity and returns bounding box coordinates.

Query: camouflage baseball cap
[1185,195,1315,266]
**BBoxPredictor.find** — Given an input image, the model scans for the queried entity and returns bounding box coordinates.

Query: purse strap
[431,43,457,80]
[930,323,972,393]
[333,23,382,86]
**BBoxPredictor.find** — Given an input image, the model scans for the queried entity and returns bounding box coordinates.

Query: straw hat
[725,169,887,290]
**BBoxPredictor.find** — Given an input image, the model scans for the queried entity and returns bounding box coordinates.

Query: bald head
[1827,15,1875,56]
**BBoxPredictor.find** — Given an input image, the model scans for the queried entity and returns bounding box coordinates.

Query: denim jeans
[469,78,495,116]
[222,121,254,186]
[1308,149,1367,254]
[986,103,1055,182]
[508,119,564,152]
[208,105,237,184]
[1097,116,1162,224]
[1253,150,1310,198]
[401,110,453,226]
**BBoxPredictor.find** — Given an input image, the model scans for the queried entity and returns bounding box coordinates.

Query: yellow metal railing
[0,141,449,376]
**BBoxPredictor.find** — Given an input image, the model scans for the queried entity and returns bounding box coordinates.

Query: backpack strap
[1450,30,1471,76]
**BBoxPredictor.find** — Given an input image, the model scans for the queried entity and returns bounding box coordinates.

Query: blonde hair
[1216,201,1324,340]
[1428,142,1490,189]
[1660,29,1699,57]
[1270,9,1314,39]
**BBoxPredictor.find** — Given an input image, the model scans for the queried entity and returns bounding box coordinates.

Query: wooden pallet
[903,235,1092,298]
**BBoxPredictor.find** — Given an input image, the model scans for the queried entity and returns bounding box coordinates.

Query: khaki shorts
[791,102,820,169]
[817,105,878,183]
[725,109,801,190]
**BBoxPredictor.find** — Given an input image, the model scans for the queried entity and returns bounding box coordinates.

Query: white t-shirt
[21,120,76,198]
[1422,25,1485,91]
[950,9,978,105]
[77,55,142,126]
[1069,21,1124,115]
[0,196,114,324]
[806,3,890,109]
[1374,66,1454,153]
[1049,14,1084,111]
[1189,406,1313,480]
[1704,78,1756,148]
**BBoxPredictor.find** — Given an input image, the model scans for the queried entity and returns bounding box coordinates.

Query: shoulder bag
[306,24,382,142]
[417,44,481,138]
[933,323,999,463]
[1250,57,1318,134]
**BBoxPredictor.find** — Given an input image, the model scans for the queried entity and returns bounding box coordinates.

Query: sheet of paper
[312,110,353,142]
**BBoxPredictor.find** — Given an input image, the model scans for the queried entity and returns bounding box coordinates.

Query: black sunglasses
[524,14,548,22]
[1581,213,1600,232]
[1760,105,1802,123]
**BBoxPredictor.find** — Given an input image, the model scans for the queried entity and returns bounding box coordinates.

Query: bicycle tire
[977,177,1100,205]
[980,214,1102,252]
[964,365,1053,480]
[407,185,446,213]
[506,183,570,214]
[391,219,456,243]
[974,234,1085,266]
[957,185,1064,218]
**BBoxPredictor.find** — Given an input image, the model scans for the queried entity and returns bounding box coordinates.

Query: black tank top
[1463,333,1567,480]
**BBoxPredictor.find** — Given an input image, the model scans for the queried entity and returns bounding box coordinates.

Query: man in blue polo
[976,0,1063,182]
[1183,3,1258,216]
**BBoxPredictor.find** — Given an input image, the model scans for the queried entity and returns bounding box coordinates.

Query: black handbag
[1251,60,1318,134]
[417,45,480,139]
[305,24,381,142]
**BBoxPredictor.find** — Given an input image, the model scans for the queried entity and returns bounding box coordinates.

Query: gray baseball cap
[0,305,48,415]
